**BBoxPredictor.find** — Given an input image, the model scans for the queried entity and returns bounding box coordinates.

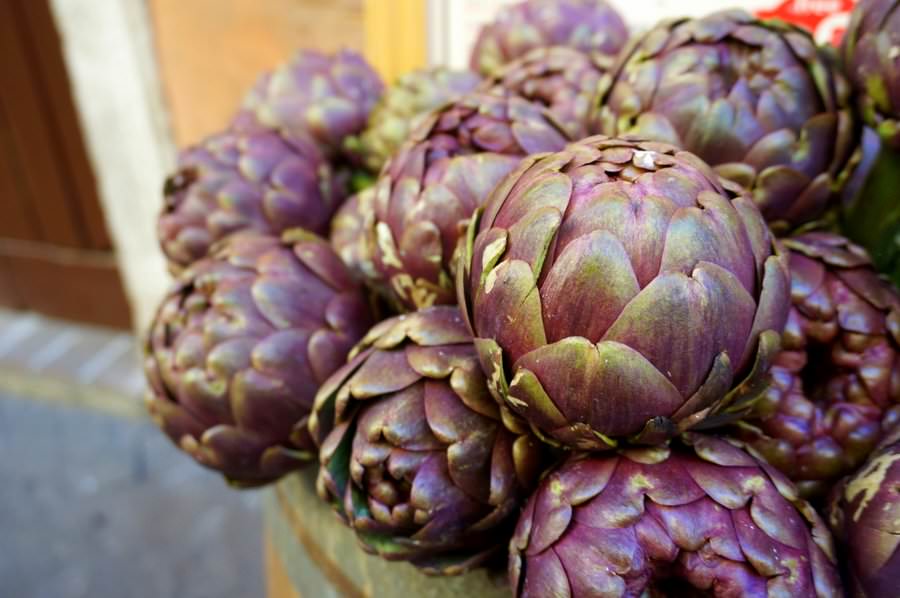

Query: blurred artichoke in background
[145,230,374,485]
[827,424,900,597]
[159,128,347,271]
[330,187,378,283]
[843,0,900,149]
[460,136,789,450]
[596,10,857,229]
[482,46,608,140]
[509,434,842,597]
[470,0,628,78]
[311,306,547,574]
[237,49,384,162]
[361,91,569,311]
[733,233,900,498]
[347,67,483,173]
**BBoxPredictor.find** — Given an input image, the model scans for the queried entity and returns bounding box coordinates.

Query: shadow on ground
[0,394,264,598]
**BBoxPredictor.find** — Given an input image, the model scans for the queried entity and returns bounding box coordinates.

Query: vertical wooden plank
[0,0,86,248]
[0,106,42,241]
[364,0,427,83]
[16,0,112,251]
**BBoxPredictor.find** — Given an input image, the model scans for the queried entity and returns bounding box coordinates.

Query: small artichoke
[596,10,857,229]
[734,232,900,498]
[470,0,628,78]
[236,49,384,161]
[144,230,374,485]
[482,46,608,140]
[363,91,570,312]
[843,0,900,149]
[310,306,547,575]
[459,136,790,450]
[509,434,842,597]
[347,67,482,173]
[159,128,346,271]
[827,424,900,597]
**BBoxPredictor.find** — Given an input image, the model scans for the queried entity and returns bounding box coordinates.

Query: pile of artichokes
[146,0,900,595]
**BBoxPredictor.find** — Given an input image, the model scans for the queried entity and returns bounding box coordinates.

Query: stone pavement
[0,393,264,598]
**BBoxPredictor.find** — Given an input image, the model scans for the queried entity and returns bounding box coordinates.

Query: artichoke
[361,91,570,312]
[159,128,346,271]
[509,434,842,597]
[330,186,378,283]
[347,67,483,173]
[843,0,900,149]
[595,9,857,229]
[236,49,383,161]
[470,0,628,78]
[459,136,790,450]
[310,306,547,575]
[482,46,608,140]
[827,424,900,597]
[733,232,900,498]
[144,230,374,486]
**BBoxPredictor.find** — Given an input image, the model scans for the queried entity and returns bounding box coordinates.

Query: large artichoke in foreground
[732,233,900,498]
[346,67,482,173]
[159,128,346,271]
[595,9,856,229]
[827,424,900,597]
[482,46,608,140]
[509,434,842,597]
[459,136,790,450]
[470,0,628,78]
[360,91,569,311]
[144,230,374,485]
[843,0,900,149]
[236,49,384,161]
[310,306,547,575]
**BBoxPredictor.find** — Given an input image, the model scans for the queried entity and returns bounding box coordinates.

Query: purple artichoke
[159,128,347,272]
[470,0,628,78]
[596,10,857,229]
[347,67,483,173]
[827,424,900,596]
[482,46,609,140]
[310,306,547,575]
[360,91,569,311]
[144,230,374,485]
[236,49,384,161]
[509,434,842,597]
[459,136,790,450]
[843,0,900,149]
[733,232,900,498]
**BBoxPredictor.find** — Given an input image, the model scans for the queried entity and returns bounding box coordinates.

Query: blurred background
[0,1,854,596]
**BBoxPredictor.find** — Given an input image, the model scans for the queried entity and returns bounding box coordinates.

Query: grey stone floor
[0,393,264,598]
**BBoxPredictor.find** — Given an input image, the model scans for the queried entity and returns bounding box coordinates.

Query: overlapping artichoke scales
[159,128,347,272]
[843,0,900,149]
[596,9,857,228]
[144,230,374,485]
[461,136,790,449]
[311,306,546,575]
[470,0,628,78]
[509,434,842,598]
[362,92,570,312]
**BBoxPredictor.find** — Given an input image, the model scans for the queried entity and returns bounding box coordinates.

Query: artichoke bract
[734,233,900,498]
[144,230,374,486]
[364,91,570,312]
[482,46,608,141]
[470,0,628,78]
[310,306,546,575]
[330,186,378,283]
[827,424,900,597]
[596,10,856,229]
[347,67,482,173]
[459,136,790,450]
[509,434,842,597]
[159,128,347,271]
[843,0,900,149]
[236,49,384,161]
